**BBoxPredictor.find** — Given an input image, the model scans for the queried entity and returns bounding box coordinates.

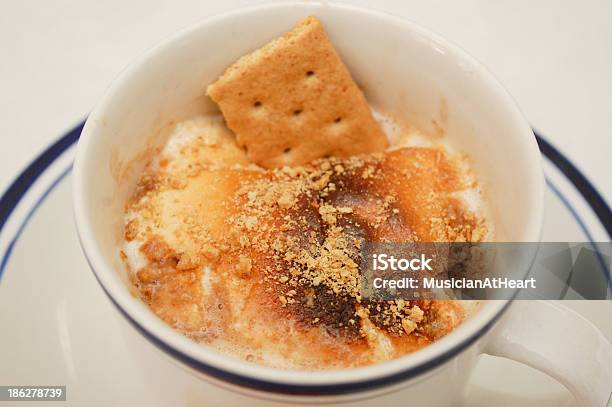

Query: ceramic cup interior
[73,1,544,391]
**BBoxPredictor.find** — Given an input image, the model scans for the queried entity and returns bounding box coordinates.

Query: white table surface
[1,0,611,202]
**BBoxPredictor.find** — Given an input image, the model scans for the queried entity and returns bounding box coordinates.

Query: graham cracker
[206,16,388,168]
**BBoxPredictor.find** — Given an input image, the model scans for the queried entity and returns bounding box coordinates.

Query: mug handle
[484,300,612,407]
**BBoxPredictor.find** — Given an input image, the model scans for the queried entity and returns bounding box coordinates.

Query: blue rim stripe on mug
[0,121,83,233]
[534,130,612,238]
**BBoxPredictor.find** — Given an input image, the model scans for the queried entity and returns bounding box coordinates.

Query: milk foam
[123,113,488,367]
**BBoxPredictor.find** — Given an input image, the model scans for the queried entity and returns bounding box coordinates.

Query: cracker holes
[283,147,292,154]
[328,116,347,136]
[304,71,318,85]
[251,101,266,119]
[293,109,302,116]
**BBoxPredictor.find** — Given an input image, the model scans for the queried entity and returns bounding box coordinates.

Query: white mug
[73,2,612,405]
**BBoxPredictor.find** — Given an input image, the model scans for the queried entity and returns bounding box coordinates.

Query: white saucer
[0,125,610,406]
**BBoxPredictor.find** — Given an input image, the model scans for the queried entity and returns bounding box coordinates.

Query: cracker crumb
[401,318,417,335]
[236,255,252,277]
[177,252,202,270]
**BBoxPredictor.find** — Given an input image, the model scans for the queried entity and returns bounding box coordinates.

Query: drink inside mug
[73,1,543,395]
